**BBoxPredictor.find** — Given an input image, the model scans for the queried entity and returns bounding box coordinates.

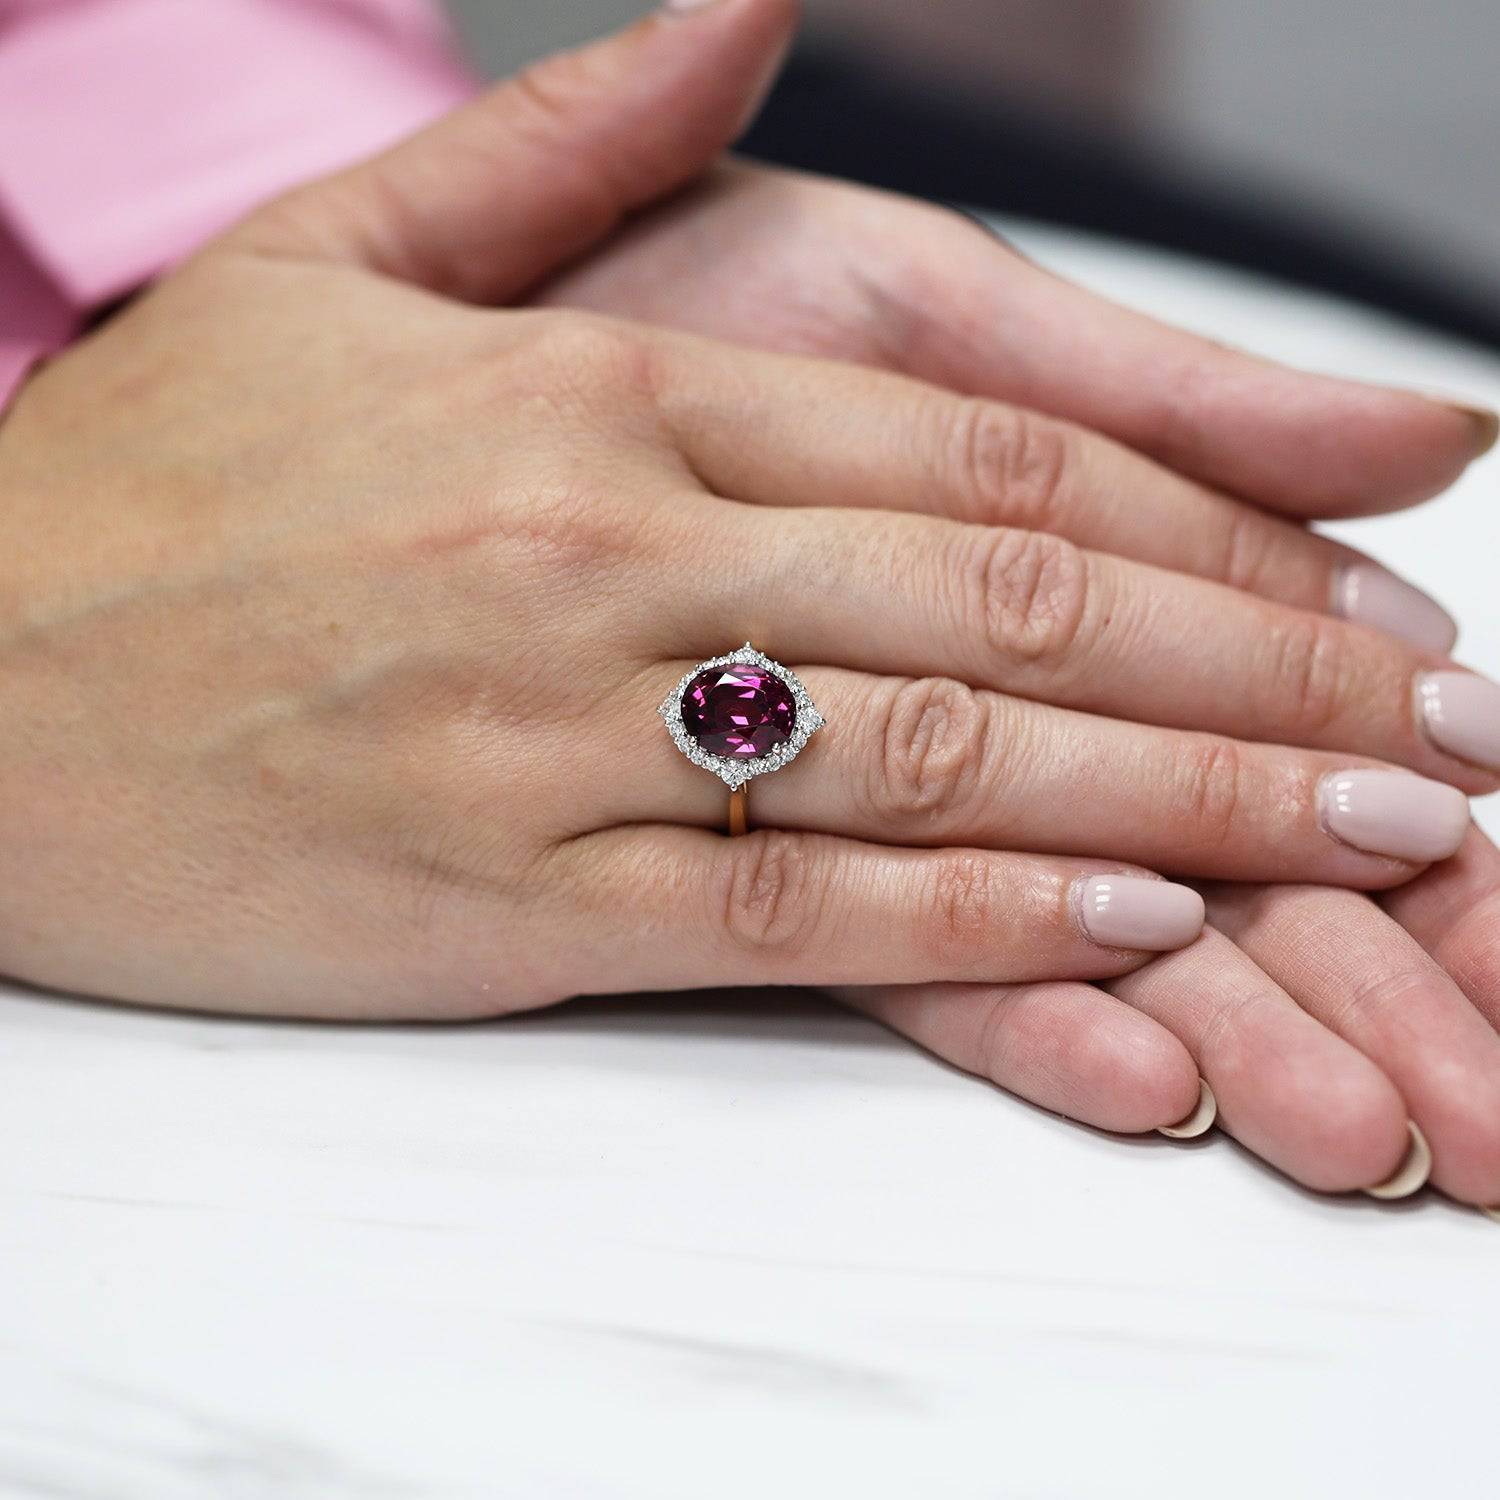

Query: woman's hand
[537,139,1500,1204]
[541,160,1494,601]
[0,2,1483,1025]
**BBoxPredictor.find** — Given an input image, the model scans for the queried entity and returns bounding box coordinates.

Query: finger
[691,499,1500,792]
[636,665,1471,884]
[1206,883,1500,1206]
[902,206,1496,518]
[543,165,1493,518]
[1380,825,1500,1034]
[658,338,1457,649]
[549,825,1204,993]
[226,0,797,299]
[830,981,1202,1135]
[1105,927,1416,1193]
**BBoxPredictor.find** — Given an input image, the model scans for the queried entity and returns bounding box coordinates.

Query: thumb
[229,0,798,302]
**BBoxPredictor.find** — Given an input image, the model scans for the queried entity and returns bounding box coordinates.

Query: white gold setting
[659,643,825,790]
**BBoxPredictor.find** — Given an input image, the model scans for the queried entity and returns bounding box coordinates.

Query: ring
[659,644,825,836]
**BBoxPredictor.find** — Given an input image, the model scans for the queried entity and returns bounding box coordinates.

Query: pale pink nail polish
[1417,671,1500,771]
[1419,393,1500,458]
[1076,876,1204,951]
[1318,769,1469,863]
[1450,402,1499,458]
[1333,564,1457,653]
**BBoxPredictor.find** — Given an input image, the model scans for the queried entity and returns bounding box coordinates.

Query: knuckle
[1431,883,1500,976]
[1339,967,1448,1025]
[870,677,992,827]
[515,484,647,582]
[1178,738,1247,851]
[973,984,1024,1081]
[1195,981,1280,1075]
[971,528,1091,671]
[948,401,1075,531]
[523,310,659,404]
[1268,614,1350,737]
[720,831,825,962]
[924,851,998,965]
[510,51,595,133]
[1217,505,1280,596]
[504,57,630,221]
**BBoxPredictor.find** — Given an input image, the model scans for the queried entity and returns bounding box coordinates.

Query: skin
[541,148,1500,1204]
[2,0,1497,1204]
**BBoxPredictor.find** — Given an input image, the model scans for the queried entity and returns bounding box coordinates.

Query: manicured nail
[1417,671,1500,771]
[661,0,724,12]
[1363,1120,1432,1201]
[1158,1078,1217,1140]
[1419,392,1500,458]
[1318,769,1469,863]
[1450,401,1499,458]
[1075,875,1204,951]
[1333,563,1457,653]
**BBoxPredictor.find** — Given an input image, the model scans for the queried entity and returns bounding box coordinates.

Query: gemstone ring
[659,644,825,836]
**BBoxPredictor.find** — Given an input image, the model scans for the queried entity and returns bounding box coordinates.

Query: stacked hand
[2,0,1497,1210]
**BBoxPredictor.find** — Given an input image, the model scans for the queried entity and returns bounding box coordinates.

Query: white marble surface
[3,228,1499,1498]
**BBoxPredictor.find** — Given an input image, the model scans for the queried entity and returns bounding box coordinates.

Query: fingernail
[1333,563,1457,653]
[1158,1077,1217,1140]
[1318,769,1469,863]
[1075,875,1204,951]
[1417,671,1500,771]
[661,0,724,12]
[1450,401,1499,458]
[1418,392,1500,458]
[1363,1120,1432,1201]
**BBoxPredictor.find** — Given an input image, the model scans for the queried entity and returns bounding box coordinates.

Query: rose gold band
[728,787,749,837]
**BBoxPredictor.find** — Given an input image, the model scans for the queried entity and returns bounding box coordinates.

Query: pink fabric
[0,0,477,408]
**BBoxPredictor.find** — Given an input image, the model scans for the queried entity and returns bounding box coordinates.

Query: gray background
[445,0,1500,306]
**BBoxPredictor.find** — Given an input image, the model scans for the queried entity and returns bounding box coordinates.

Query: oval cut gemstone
[682,664,797,759]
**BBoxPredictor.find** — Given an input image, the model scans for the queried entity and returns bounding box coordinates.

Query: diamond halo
[658,644,825,790]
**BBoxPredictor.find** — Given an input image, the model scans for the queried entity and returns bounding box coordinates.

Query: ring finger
[625,663,1471,884]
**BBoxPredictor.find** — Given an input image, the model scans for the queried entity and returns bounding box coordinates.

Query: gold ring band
[728,787,749,837]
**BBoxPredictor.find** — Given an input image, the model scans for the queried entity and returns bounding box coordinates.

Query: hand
[538,97,1500,1204]
[543,159,1490,621]
[0,2,1482,1027]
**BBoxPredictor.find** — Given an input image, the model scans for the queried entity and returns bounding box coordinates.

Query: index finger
[913,210,1496,519]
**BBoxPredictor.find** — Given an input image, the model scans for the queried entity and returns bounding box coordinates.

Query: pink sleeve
[0,0,478,409]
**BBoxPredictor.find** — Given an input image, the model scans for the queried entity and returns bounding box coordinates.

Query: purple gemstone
[682,664,797,759]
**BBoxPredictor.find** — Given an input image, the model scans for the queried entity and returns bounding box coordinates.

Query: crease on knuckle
[1195,983,1278,1074]
[924,852,997,967]
[504,63,630,229]
[1426,882,1500,983]
[721,830,823,963]
[870,677,992,829]
[513,487,649,584]
[973,985,1023,1083]
[1318,967,1441,1050]
[523,311,661,410]
[1179,738,1247,851]
[1217,504,1280,596]
[950,401,1073,532]
[973,528,1091,671]
[1270,614,1349,737]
